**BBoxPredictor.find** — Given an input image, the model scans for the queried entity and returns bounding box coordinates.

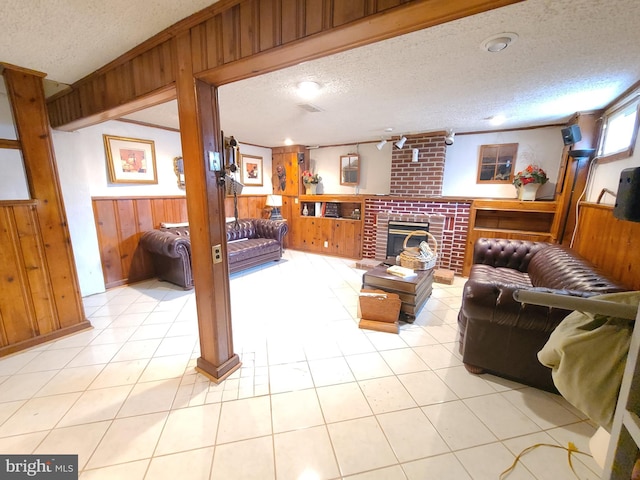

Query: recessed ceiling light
[481,33,518,53]
[296,81,321,99]
[284,138,294,146]
[489,115,506,126]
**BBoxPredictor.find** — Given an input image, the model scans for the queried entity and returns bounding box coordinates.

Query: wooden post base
[196,354,241,384]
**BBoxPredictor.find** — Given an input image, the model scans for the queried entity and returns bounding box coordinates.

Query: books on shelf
[300,200,363,219]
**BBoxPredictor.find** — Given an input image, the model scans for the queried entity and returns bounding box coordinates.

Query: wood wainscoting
[93,194,269,289]
[572,202,640,290]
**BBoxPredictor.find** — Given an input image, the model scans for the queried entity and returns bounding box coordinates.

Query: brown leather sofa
[139,218,288,289]
[458,237,626,392]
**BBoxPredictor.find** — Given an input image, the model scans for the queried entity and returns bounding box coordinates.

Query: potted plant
[513,165,548,201]
[302,170,321,195]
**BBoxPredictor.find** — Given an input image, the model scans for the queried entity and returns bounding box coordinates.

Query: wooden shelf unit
[463,199,558,276]
[289,194,364,259]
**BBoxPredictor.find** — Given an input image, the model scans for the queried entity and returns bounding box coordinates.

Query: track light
[444,130,455,146]
[376,139,387,150]
[394,136,407,149]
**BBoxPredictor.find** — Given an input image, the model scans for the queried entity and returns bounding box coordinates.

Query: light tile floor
[0,250,603,479]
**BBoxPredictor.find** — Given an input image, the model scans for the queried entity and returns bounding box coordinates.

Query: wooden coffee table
[362,264,434,321]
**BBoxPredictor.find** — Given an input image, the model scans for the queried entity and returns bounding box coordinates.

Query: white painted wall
[238,144,273,194]
[53,121,185,296]
[587,146,640,205]
[52,120,273,297]
[442,127,565,199]
[307,142,392,195]
[0,91,30,200]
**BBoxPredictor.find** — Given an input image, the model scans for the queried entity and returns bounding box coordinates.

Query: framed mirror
[173,156,185,189]
[340,154,360,186]
[477,143,518,183]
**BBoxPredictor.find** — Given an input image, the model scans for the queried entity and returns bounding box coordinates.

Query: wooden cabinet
[289,194,364,259]
[463,199,558,276]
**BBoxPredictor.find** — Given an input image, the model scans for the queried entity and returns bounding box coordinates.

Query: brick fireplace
[363,198,470,275]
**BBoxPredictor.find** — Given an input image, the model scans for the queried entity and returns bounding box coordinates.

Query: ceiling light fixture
[481,33,518,53]
[376,139,387,150]
[444,130,455,146]
[394,136,407,149]
[296,81,321,99]
[284,138,293,146]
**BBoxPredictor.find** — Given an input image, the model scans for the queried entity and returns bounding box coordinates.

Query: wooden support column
[174,33,240,382]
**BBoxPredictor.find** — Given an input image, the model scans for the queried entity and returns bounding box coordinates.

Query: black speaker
[561,124,582,145]
[297,152,305,164]
[614,167,640,222]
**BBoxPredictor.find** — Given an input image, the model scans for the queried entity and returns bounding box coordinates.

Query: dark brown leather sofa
[458,237,626,392]
[139,218,288,289]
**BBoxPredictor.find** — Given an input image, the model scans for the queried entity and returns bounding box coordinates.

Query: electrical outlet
[212,244,222,263]
[294,198,299,204]
[324,241,329,248]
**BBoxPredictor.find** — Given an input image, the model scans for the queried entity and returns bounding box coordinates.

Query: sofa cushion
[227,238,280,264]
[527,245,625,293]
[472,238,548,273]
[226,220,256,241]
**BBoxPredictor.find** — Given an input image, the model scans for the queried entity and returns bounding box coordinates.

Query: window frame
[598,97,640,162]
[476,143,518,184]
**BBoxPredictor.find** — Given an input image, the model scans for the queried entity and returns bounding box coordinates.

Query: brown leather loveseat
[139,218,288,289]
[458,237,626,392]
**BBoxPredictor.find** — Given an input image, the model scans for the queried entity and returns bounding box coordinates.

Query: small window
[599,99,639,161]
[476,143,517,183]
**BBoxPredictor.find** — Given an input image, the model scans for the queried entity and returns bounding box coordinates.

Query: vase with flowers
[513,164,548,201]
[302,170,321,195]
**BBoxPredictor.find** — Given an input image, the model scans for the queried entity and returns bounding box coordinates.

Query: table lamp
[266,194,283,220]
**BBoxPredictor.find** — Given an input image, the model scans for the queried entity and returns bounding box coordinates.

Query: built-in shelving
[290,195,364,258]
[463,198,558,276]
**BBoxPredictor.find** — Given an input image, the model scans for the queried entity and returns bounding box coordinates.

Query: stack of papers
[386,265,416,278]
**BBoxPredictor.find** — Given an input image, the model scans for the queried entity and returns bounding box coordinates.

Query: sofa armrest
[472,238,549,272]
[462,280,586,331]
[253,219,289,245]
[140,230,191,259]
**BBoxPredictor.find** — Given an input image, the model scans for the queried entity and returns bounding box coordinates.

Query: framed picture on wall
[103,135,158,184]
[241,154,263,186]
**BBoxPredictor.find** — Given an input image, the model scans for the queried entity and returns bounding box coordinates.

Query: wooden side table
[362,265,434,321]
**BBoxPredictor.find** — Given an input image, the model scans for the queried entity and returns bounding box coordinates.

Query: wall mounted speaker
[297,152,305,164]
[614,167,640,222]
[561,124,582,145]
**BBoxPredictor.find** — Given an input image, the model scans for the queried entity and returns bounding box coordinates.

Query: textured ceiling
[0,0,218,84]
[2,0,639,147]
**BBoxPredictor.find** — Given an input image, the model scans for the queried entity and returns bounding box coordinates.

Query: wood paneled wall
[0,203,58,348]
[93,195,268,288]
[573,203,640,290]
[47,0,520,130]
[92,196,188,288]
[0,65,89,357]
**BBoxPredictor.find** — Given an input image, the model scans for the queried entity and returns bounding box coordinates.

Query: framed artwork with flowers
[104,135,157,184]
[476,143,518,183]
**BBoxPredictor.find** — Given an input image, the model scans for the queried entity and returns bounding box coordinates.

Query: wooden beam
[174,32,240,381]
[0,139,21,149]
[51,84,177,132]
[197,0,522,85]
